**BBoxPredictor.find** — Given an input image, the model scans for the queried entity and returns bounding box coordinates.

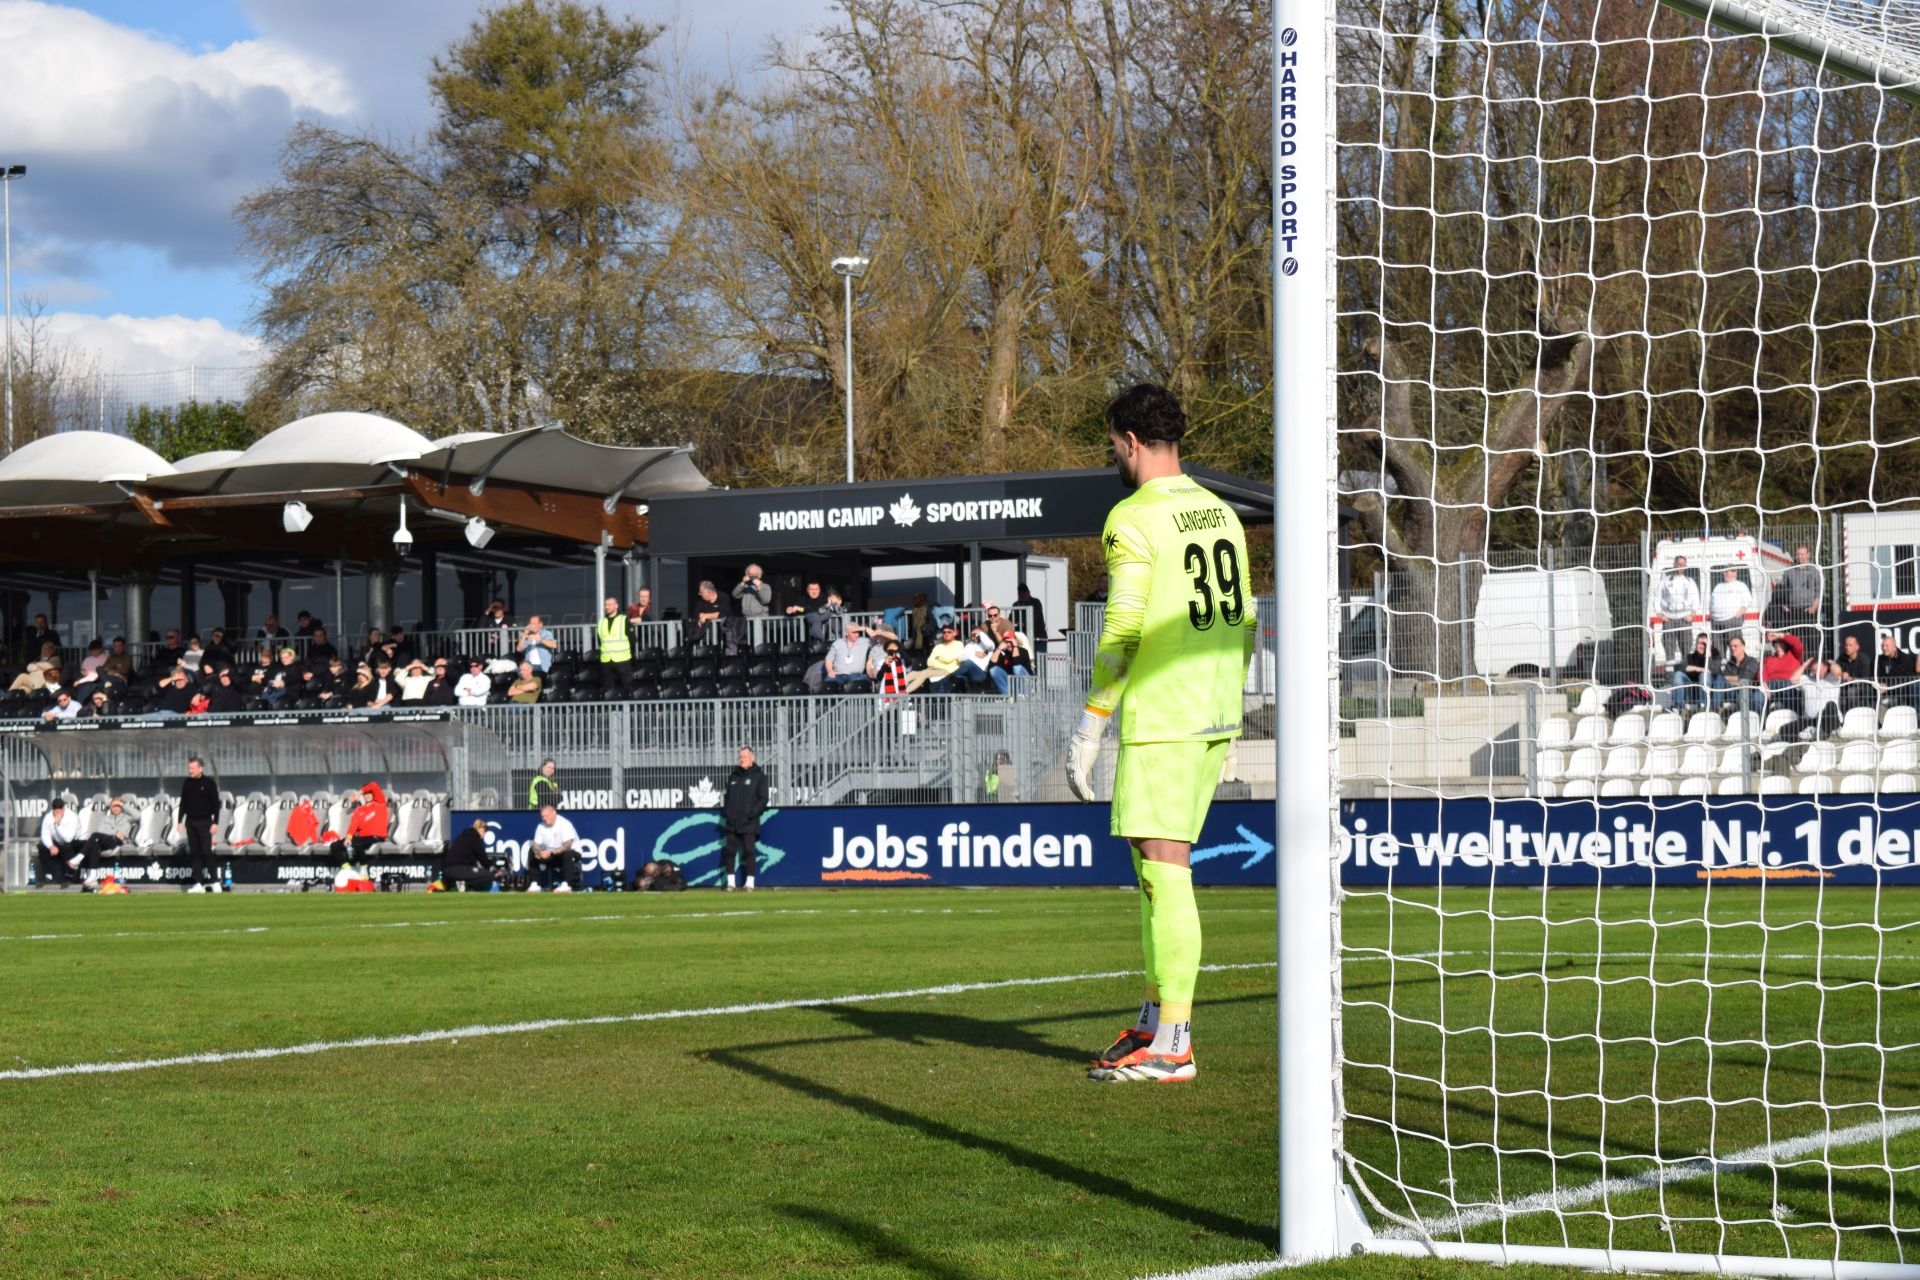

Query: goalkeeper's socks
[1133,999,1160,1035]
[1147,1010,1191,1058]
[1136,859,1202,1011]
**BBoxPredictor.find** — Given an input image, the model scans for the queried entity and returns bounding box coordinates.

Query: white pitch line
[0,903,1007,946]
[1127,1112,1920,1280]
[1384,1110,1920,1239]
[0,961,1277,1082]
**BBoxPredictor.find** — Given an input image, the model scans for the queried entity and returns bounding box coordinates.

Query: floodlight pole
[831,255,869,484]
[2,164,24,457]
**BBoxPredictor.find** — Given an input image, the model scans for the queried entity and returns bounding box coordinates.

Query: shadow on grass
[708,1047,1273,1248]
[773,1203,977,1280]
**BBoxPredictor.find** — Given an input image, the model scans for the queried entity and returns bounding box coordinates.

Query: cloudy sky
[2,0,825,374]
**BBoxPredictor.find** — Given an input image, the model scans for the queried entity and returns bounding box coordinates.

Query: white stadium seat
[1762,709,1798,741]
[1838,706,1881,740]
[1719,710,1763,743]
[1799,774,1835,794]
[1641,744,1681,778]
[1565,747,1603,780]
[1646,711,1685,744]
[1639,778,1675,797]
[1837,742,1880,774]
[1609,714,1648,745]
[1534,749,1567,782]
[1884,774,1918,793]
[1684,712,1723,745]
[1574,687,1609,717]
[1603,747,1642,779]
[1883,706,1919,737]
[1839,774,1876,794]
[1678,744,1717,780]
[1538,717,1574,750]
[1716,775,1750,795]
[1797,741,1840,774]
[1572,716,1610,747]
[1759,776,1794,795]
[1677,777,1712,796]
[1883,741,1920,773]
[1562,779,1597,798]
[1601,778,1636,797]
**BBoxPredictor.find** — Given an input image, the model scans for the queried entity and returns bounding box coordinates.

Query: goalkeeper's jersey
[1088,472,1257,744]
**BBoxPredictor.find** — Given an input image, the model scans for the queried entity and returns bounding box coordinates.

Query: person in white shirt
[454,659,492,707]
[41,690,80,722]
[529,804,580,892]
[38,797,82,886]
[1708,567,1754,661]
[1654,556,1703,667]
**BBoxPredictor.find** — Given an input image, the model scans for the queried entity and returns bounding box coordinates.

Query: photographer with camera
[439,817,501,892]
[731,564,771,650]
[518,615,557,675]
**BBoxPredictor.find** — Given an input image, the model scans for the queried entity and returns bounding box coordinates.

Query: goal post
[1277,0,1920,1273]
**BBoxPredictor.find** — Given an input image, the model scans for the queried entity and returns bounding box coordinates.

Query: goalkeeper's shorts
[1110,737,1233,843]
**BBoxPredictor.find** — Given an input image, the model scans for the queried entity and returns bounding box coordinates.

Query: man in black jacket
[178,756,222,892]
[721,745,770,892]
[440,817,498,892]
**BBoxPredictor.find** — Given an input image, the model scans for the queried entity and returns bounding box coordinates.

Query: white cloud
[42,312,264,376]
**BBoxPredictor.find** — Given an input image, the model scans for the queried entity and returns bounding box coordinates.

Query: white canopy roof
[155,413,434,495]
[413,424,708,510]
[0,431,175,504]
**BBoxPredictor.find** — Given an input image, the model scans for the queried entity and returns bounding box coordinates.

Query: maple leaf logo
[688,776,723,808]
[1103,531,1119,552]
[889,493,921,527]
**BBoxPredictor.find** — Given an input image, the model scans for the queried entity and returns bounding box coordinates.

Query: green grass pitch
[0,884,1914,1278]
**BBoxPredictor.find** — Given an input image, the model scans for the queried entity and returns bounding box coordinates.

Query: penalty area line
[0,962,1276,1082]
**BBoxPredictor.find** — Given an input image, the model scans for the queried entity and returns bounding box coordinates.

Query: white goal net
[1276,0,1920,1274]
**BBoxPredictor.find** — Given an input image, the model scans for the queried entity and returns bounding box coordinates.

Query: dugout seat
[256,793,295,855]
[133,797,172,851]
[215,794,268,857]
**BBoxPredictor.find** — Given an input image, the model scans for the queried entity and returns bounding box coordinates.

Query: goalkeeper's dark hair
[1105,383,1187,447]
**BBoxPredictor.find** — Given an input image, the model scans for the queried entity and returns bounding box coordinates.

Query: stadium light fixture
[463,516,495,549]
[392,499,413,552]
[830,254,869,485]
[282,500,313,533]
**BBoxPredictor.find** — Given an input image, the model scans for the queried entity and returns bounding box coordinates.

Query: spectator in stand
[359,628,391,669]
[518,615,557,674]
[313,656,351,705]
[396,658,434,704]
[960,625,998,688]
[262,647,305,706]
[720,746,769,892]
[306,626,338,664]
[1838,633,1877,711]
[1086,570,1109,603]
[78,639,107,679]
[906,622,968,691]
[143,669,195,719]
[10,640,60,692]
[987,617,1033,696]
[1760,632,1807,718]
[153,628,184,671]
[1877,634,1920,709]
[438,817,499,892]
[692,580,739,652]
[80,688,116,718]
[388,625,417,669]
[180,636,208,673]
[872,641,911,703]
[529,803,581,892]
[903,591,933,650]
[366,659,401,710]
[816,588,847,642]
[423,658,458,706]
[528,758,560,810]
[258,613,290,641]
[1708,635,1762,714]
[185,689,212,717]
[596,596,631,692]
[785,581,825,634]
[1770,544,1825,643]
[342,666,378,709]
[482,599,511,631]
[101,636,134,683]
[295,611,317,636]
[1661,635,1712,711]
[732,564,773,645]
[627,586,653,626]
[208,667,249,714]
[26,612,59,657]
[203,627,235,671]
[327,782,390,866]
[508,661,544,704]
[455,659,492,707]
[39,797,83,886]
[1786,659,1846,741]
[177,757,222,892]
[1708,568,1753,660]
[1651,560,1712,667]
[41,689,79,722]
[1016,582,1048,654]
[82,796,135,866]
[823,623,872,690]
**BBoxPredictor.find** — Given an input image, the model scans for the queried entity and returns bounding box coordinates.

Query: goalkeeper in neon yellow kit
[1070,384,1257,1084]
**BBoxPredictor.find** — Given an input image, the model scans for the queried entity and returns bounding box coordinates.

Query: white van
[1473,567,1613,678]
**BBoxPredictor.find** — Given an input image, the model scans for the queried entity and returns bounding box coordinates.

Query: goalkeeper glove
[1067,708,1108,802]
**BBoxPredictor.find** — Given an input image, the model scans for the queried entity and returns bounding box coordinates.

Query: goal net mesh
[1332,0,1920,1265]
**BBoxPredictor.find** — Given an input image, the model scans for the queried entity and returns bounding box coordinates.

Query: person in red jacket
[1761,631,1808,719]
[327,782,390,864]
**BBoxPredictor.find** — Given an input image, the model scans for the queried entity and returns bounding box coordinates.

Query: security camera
[392,526,413,552]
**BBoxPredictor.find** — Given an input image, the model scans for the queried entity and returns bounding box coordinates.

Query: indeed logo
[821,822,1094,871]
